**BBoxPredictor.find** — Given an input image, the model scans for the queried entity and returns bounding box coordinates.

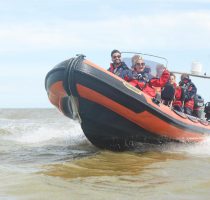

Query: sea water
[1,108,210,200]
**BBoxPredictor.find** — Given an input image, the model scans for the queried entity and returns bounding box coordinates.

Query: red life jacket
[129,80,156,97]
[173,79,196,111]
[172,88,195,111]
[108,63,116,73]
[172,86,183,107]
[185,99,195,110]
[129,69,170,97]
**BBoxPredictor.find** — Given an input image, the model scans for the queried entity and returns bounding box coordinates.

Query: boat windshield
[121,52,168,78]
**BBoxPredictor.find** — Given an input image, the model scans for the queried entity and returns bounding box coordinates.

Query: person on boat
[161,73,177,106]
[108,49,132,81]
[169,73,176,85]
[129,56,170,98]
[130,54,153,80]
[153,64,167,98]
[173,73,197,115]
[156,64,165,78]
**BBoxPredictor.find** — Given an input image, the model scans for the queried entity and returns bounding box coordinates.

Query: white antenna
[191,61,202,75]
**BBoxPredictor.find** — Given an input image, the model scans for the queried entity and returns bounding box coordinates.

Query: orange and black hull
[45,55,210,150]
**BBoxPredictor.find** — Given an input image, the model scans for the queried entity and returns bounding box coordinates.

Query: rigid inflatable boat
[45,53,210,150]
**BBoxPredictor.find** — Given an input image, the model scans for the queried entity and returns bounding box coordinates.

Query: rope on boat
[64,54,86,123]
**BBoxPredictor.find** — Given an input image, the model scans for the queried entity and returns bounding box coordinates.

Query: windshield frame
[121,52,168,78]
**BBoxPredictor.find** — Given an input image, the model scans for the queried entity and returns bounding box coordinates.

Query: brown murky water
[1,109,210,200]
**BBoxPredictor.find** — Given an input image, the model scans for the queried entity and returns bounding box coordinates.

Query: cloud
[1,4,210,108]
[0,11,210,54]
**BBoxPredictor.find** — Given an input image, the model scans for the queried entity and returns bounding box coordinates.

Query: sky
[0,0,210,108]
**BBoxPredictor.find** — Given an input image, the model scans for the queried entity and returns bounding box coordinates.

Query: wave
[1,109,210,156]
[156,136,210,157]
[0,117,89,147]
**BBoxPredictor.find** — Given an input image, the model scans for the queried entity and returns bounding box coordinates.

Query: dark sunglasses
[112,55,121,59]
[135,63,145,67]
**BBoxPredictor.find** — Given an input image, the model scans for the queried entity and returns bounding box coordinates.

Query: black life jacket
[179,78,197,100]
[108,62,128,74]
[161,83,175,102]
